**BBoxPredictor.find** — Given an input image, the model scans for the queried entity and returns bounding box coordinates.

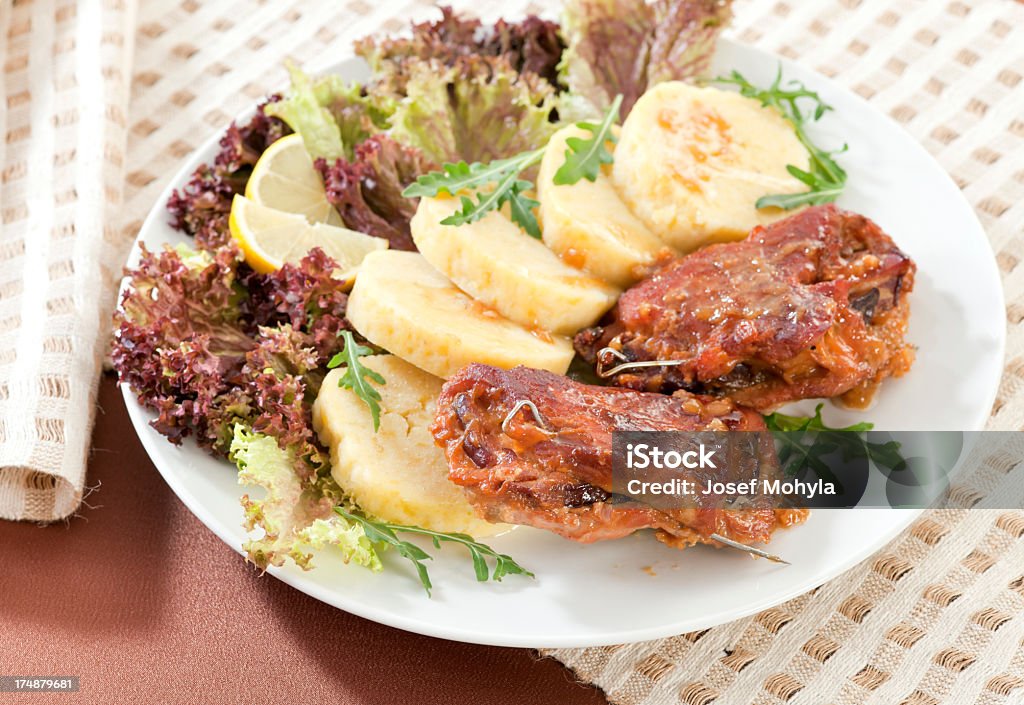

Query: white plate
[119,39,1005,647]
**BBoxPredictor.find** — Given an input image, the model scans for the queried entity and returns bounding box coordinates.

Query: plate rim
[117,37,1004,647]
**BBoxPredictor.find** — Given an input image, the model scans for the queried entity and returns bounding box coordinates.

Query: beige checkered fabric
[0,0,135,521]
[2,0,1024,700]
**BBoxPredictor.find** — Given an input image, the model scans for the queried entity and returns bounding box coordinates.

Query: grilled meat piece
[575,205,915,411]
[430,364,806,549]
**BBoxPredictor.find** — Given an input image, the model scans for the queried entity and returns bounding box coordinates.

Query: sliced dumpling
[538,124,673,287]
[612,81,810,252]
[411,195,619,335]
[313,356,507,536]
[346,250,575,379]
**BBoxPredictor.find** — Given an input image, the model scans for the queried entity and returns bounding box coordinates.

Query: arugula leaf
[400,96,622,238]
[334,507,534,597]
[440,175,542,238]
[402,151,541,199]
[503,182,542,239]
[402,147,545,238]
[327,331,386,431]
[764,404,905,479]
[715,68,847,210]
[764,404,870,434]
[553,94,623,185]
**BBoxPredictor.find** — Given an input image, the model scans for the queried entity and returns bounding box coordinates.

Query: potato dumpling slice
[346,250,575,379]
[538,124,673,287]
[612,81,810,252]
[411,194,619,335]
[313,356,506,536]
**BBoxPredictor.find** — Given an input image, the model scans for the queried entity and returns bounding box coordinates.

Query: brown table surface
[0,375,608,704]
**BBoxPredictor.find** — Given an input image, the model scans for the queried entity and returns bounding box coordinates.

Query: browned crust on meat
[431,364,804,548]
[575,205,916,412]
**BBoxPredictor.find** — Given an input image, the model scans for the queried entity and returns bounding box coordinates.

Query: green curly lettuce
[265,64,395,160]
[388,57,559,165]
[265,49,559,170]
[559,0,733,119]
[311,73,396,152]
[297,516,382,572]
[264,64,346,160]
[230,424,374,570]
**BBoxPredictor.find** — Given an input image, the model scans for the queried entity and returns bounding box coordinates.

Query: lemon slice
[229,194,387,277]
[245,133,344,226]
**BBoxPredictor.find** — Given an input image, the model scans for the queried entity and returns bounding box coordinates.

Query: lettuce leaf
[311,74,396,153]
[265,65,398,162]
[298,516,382,572]
[316,134,435,251]
[230,425,378,571]
[113,244,251,450]
[355,6,564,92]
[112,244,355,454]
[264,64,347,160]
[560,0,733,118]
[240,247,355,363]
[114,243,367,569]
[230,425,355,570]
[488,14,566,87]
[646,0,733,85]
[388,56,558,165]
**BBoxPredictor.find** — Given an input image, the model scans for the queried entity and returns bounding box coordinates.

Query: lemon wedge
[245,133,344,226]
[229,194,387,276]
